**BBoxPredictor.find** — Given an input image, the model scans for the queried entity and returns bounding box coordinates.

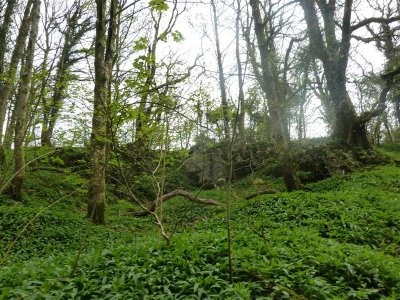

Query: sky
[25,0,394,144]
[169,0,390,138]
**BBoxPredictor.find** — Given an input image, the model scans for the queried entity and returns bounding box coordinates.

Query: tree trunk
[42,87,63,146]
[38,17,55,147]
[0,0,33,164]
[394,99,400,129]
[11,0,41,201]
[235,0,246,142]
[88,0,118,224]
[372,118,381,146]
[0,0,17,76]
[3,100,16,149]
[249,0,302,191]
[383,113,393,143]
[211,0,230,139]
[324,63,366,147]
[300,0,398,149]
[297,103,306,140]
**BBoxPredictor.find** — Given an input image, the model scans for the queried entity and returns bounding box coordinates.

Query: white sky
[17,0,394,144]
[170,0,391,138]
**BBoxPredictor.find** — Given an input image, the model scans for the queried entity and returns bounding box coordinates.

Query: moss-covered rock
[295,142,389,182]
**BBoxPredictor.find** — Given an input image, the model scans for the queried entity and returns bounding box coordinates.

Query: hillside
[0,146,399,299]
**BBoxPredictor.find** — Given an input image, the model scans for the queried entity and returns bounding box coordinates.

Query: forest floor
[0,145,399,299]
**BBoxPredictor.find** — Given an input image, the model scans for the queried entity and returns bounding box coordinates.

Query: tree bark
[395,99,400,128]
[0,0,33,164]
[3,97,16,149]
[0,0,17,76]
[88,0,118,224]
[37,44,54,147]
[11,0,41,201]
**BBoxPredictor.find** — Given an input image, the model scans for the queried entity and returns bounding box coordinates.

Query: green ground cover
[0,146,399,299]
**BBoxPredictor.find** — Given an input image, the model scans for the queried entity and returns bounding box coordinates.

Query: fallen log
[244,189,278,200]
[130,189,220,217]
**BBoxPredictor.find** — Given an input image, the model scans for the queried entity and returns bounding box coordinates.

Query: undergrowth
[0,145,399,299]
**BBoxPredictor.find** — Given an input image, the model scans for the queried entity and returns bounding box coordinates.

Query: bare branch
[351,16,400,32]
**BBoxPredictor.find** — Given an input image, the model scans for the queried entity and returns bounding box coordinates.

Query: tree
[234,0,246,142]
[11,0,41,200]
[248,0,302,191]
[0,0,34,163]
[88,0,118,224]
[355,1,400,142]
[41,1,92,146]
[300,0,400,149]
[210,0,230,139]
[3,0,60,150]
[0,0,17,86]
[26,0,61,148]
[133,0,185,150]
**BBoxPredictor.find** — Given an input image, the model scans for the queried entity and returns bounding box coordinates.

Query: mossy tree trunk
[0,0,33,164]
[88,0,118,224]
[11,0,41,201]
[0,0,17,77]
[3,94,17,149]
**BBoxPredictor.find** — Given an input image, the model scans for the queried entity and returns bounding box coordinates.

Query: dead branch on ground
[244,189,278,200]
[129,189,220,216]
